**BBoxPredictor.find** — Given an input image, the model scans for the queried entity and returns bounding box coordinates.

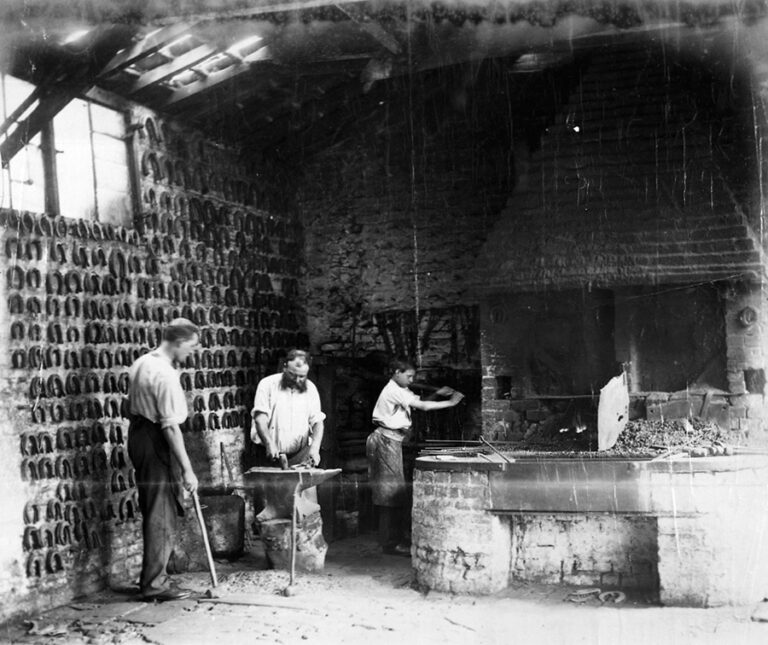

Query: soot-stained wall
[0,101,304,620]
[473,42,762,291]
[478,41,767,441]
[297,65,538,370]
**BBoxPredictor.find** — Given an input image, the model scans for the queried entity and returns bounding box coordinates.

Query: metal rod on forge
[478,436,515,464]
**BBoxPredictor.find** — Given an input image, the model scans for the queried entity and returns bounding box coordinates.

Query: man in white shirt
[368,357,464,555]
[251,349,325,467]
[251,350,325,521]
[127,318,199,601]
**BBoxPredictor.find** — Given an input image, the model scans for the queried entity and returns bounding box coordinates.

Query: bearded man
[250,350,326,522]
[251,349,325,467]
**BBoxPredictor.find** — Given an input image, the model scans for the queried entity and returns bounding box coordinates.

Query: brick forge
[479,280,768,447]
[412,456,768,606]
[409,41,768,605]
[465,42,768,606]
[472,39,768,445]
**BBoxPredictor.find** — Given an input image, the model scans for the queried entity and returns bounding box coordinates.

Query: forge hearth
[411,452,768,607]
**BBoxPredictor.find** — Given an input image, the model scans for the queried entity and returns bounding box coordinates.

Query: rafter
[1,25,133,164]
[334,3,401,54]
[0,88,83,164]
[153,0,368,25]
[127,44,218,94]
[98,22,196,78]
[0,87,42,138]
[162,46,272,109]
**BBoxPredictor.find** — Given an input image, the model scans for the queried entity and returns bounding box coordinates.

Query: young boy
[367,357,464,555]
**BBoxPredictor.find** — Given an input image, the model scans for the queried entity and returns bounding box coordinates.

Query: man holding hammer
[368,357,464,556]
[250,350,325,519]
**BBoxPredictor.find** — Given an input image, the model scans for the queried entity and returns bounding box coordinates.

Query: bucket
[334,510,359,538]
[169,493,245,572]
[200,493,245,558]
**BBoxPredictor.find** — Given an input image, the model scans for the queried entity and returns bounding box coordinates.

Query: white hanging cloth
[597,371,629,451]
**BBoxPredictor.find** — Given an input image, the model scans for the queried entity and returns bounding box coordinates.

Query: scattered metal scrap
[565,588,602,603]
[565,588,626,604]
[599,591,627,604]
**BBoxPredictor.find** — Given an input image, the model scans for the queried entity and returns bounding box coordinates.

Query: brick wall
[480,285,768,443]
[0,104,303,621]
[477,42,768,441]
[413,456,768,606]
[412,468,510,593]
[649,457,768,606]
[296,66,519,368]
[510,514,658,589]
[472,43,763,292]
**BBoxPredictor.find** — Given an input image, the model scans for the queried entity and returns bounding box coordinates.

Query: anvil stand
[244,466,341,593]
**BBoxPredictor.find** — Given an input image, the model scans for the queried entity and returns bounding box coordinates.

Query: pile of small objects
[511,418,738,458]
[610,418,736,457]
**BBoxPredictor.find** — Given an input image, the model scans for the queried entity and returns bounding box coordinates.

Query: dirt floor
[3,534,768,645]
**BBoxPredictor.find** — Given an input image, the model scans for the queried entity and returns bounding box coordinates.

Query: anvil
[244,466,341,521]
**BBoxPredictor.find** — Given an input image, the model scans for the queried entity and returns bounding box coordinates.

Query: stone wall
[0,102,302,621]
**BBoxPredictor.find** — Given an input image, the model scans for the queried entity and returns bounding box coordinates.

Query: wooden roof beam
[334,4,401,54]
[127,44,218,94]
[98,22,196,78]
[0,87,42,138]
[162,46,272,109]
[152,0,367,25]
[2,25,134,163]
[0,87,83,164]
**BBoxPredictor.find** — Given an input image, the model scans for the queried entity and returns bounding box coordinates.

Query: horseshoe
[599,591,626,604]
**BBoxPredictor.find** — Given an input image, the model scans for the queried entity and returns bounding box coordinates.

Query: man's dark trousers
[127,416,183,595]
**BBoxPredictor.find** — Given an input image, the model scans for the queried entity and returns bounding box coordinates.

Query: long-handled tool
[192,490,218,588]
[478,436,515,464]
[283,482,301,597]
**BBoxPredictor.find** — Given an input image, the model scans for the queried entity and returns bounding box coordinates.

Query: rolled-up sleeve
[395,386,420,410]
[252,379,271,417]
[308,383,326,426]
[154,372,188,426]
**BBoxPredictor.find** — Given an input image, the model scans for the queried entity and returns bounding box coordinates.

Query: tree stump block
[259,511,327,572]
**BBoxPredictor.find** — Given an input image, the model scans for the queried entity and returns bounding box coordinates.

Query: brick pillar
[723,282,768,442]
[411,468,511,594]
[651,460,768,606]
